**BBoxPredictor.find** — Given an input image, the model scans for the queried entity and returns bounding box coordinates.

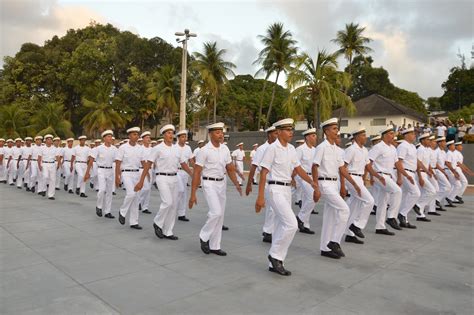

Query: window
[371,118,386,126]
[340,119,348,127]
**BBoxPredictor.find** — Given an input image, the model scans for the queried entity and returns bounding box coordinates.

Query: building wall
[339,115,425,136]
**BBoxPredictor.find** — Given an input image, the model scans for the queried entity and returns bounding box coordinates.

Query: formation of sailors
[0,117,472,277]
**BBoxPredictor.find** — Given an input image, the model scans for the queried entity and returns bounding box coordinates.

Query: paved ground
[1,183,473,315]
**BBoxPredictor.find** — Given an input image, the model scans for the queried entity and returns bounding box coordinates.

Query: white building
[333,94,427,136]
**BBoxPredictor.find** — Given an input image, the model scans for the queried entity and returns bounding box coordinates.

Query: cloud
[0,0,104,61]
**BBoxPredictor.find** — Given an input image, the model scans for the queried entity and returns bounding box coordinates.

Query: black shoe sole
[269,267,291,276]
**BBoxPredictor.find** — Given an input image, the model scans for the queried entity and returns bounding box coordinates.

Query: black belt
[99,166,113,169]
[122,169,139,172]
[75,161,87,163]
[31,159,37,161]
[43,161,55,164]
[306,172,312,175]
[268,180,291,186]
[349,173,363,177]
[64,159,70,162]
[156,172,177,176]
[404,168,415,173]
[202,176,224,181]
[318,177,337,181]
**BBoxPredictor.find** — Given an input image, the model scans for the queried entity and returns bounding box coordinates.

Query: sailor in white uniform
[70,136,90,198]
[175,129,194,222]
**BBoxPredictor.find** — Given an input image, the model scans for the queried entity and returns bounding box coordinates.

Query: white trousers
[119,172,141,226]
[267,185,297,262]
[262,184,275,234]
[75,162,87,194]
[55,163,62,188]
[97,168,114,214]
[177,170,189,217]
[236,161,244,185]
[63,163,75,190]
[7,160,18,184]
[446,170,462,203]
[139,169,152,211]
[345,176,375,236]
[15,160,26,187]
[399,174,421,219]
[200,179,227,250]
[414,173,436,218]
[40,163,57,198]
[292,181,302,203]
[457,167,468,197]
[0,162,5,182]
[154,175,179,236]
[29,162,43,190]
[319,181,350,250]
[373,174,402,229]
[435,169,451,204]
[297,177,316,228]
[426,173,440,213]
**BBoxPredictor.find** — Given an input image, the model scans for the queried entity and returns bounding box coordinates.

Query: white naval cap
[351,126,366,136]
[101,130,113,137]
[264,126,276,133]
[94,139,101,143]
[24,137,33,141]
[435,137,446,142]
[273,118,294,129]
[138,138,143,142]
[53,137,60,141]
[206,122,225,131]
[140,131,151,138]
[296,139,305,144]
[151,140,157,144]
[236,142,243,147]
[320,117,338,128]
[428,135,435,140]
[6,139,14,143]
[396,139,403,144]
[78,135,87,140]
[176,129,187,137]
[379,126,394,135]
[34,136,43,141]
[44,134,53,139]
[302,128,317,136]
[158,138,164,142]
[253,143,258,147]
[198,140,204,144]
[348,135,353,140]
[401,127,415,135]
[371,135,381,142]
[126,127,140,134]
[455,141,463,145]
[446,140,454,146]
[418,132,430,140]
[14,137,22,142]
[345,142,352,147]
[66,137,74,142]
[0,138,5,142]
[160,124,175,134]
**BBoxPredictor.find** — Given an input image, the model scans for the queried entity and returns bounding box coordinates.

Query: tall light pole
[176,29,197,131]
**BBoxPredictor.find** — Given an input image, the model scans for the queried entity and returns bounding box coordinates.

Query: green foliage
[448,104,474,123]
[0,103,30,138]
[439,67,474,111]
[29,101,74,138]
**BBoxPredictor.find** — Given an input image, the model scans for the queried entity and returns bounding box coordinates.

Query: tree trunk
[265,71,280,127]
[257,74,269,130]
[213,95,217,123]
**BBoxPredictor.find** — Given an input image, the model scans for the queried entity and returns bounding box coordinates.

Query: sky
[1,0,473,99]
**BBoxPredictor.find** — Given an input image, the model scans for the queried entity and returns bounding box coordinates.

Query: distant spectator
[389,120,396,131]
[468,119,474,135]
[446,122,457,142]
[436,122,446,137]
[457,119,467,141]
[415,122,422,136]
[423,124,432,135]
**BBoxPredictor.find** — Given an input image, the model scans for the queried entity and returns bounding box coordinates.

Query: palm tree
[331,22,372,75]
[284,50,355,128]
[147,65,180,124]
[192,41,236,123]
[256,22,297,126]
[0,103,29,138]
[30,102,74,137]
[81,86,125,136]
[253,58,274,129]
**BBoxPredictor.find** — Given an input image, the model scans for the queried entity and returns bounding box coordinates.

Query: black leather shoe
[112,192,116,195]
[386,218,402,230]
[55,188,60,191]
[398,214,408,227]
[138,204,142,211]
[455,196,464,204]
[427,212,441,216]
[130,224,142,230]
[31,187,35,193]
[296,216,304,230]
[164,235,179,240]
[349,223,365,238]
[311,210,318,214]
[445,198,456,207]
[436,207,447,211]
[48,197,55,200]
[262,232,272,243]
[412,204,421,216]
[178,216,189,222]
[142,209,152,214]
[64,184,68,191]
[405,222,417,229]
[153,223,164,239]
[80,193,87,198]
[327,241,345,257]
[376,229,395,235]
[200,238,210,254]
[268,255,291,275]
[210,249,227,256]
[68,190,73,194]
[25,187,30,192]
[75,188,80,195]
[104,213,115,219]
[371,205,377,216]
[118,213,125,225]
[222,225,229,231]
[321,250,340,259]
[299,227,315,234]
[96,207,102,217]
[345,235,364,244]
[416,217,431,222]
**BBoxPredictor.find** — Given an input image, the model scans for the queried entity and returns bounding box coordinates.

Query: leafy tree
[147,65,180,124]
[0,103,30,138]
[439,67,474,111]
[30,101,73,138]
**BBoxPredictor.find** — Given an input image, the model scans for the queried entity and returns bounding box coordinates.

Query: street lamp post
[175,29,197,131]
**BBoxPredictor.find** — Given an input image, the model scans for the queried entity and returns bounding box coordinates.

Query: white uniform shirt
[252,141,269,171]
[39,145,58,163]
[195,142,232,179]
[4,147,13,159]
[417,145,431,169]
[260,139,300,182]
[21,146,33,161]
[397,140,418,172]
[91,145,117,168]
[454,150,463,167]
[115,143,146,170]
[436,148,447,168]
[436,125,446,137]
[344,143,369,175]
[73,145,91,163]
[177,144,193,165]
[313,139,344,178]
[368,140,398,174]
[429,147,438,168]
[231,149,245,162]
[250,149,257,160]
[445,150,457,169]
[193,147,201,159]
[147,143,183,173]
[31,145,42,160]
[11,147,22,161]
[62,147,75,162]
[296,142,315,173]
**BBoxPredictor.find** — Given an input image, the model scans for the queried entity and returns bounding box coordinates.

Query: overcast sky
[1,0,473,98]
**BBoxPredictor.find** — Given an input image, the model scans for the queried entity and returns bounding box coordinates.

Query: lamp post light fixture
[175,29,197,131]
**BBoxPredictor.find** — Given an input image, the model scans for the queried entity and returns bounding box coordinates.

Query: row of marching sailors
[246,118,471,276]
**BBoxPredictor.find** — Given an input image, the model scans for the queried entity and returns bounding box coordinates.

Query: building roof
[333,94,426,121]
